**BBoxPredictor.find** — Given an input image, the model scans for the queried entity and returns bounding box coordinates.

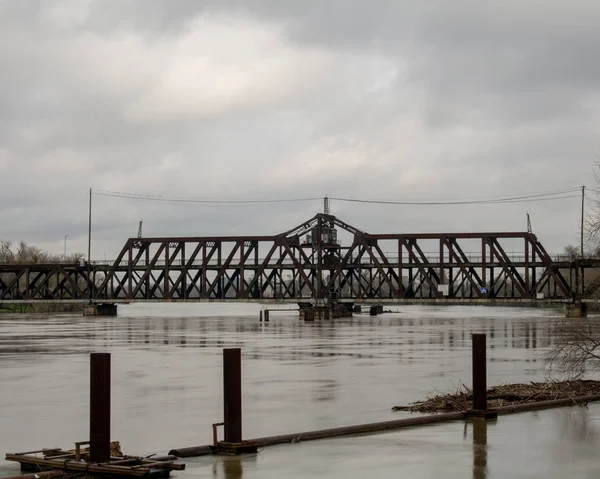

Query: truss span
[0,214,589,303]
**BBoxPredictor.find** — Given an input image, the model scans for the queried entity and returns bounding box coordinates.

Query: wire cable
[331,188,582,206]
[93,189,322,204]
[92,187,583,207]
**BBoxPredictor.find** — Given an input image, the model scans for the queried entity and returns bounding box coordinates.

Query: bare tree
[564,245,578,256]
[0,240,14,263]
[586,161,600,252]
[0,239,83,264]
[546,317,600,379]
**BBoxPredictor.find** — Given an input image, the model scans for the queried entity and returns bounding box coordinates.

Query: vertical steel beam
[239,242,245,298]
[316,220,322,299]
[164,242,170,299]
[398,240,403,298]
[531,248,540,297]
[127,245,133,299]
[525,238,530,294]
[223,348,242,443]
[481,239,487,290]
[181,243,187,299]
[439,238,445,289]
[201,243,207,296]
[472,334,487,411]
[25,268,30,298]
[90,353,111,463]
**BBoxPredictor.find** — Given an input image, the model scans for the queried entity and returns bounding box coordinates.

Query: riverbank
[0,303,83,314]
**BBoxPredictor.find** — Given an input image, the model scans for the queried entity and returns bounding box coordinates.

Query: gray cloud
[0,0,597,258]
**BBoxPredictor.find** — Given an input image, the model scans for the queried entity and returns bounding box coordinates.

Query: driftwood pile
[392,380,600,413]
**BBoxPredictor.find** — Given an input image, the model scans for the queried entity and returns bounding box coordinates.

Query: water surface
[1,304,597,478]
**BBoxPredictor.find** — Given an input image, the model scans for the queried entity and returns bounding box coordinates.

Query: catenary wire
[92,187,583,206]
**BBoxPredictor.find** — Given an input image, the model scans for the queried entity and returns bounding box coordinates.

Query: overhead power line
[331,188,582,206]
[94,189,322,204]
[92,187,582,207]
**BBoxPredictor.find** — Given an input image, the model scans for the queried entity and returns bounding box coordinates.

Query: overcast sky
[0,0,598,259]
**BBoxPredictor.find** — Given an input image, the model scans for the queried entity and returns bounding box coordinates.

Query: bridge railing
[89,253,592,268]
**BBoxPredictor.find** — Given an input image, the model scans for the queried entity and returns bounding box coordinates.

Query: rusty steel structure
[0,213,596,303]
[0,263,92,301]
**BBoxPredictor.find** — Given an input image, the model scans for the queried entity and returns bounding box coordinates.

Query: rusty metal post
[472,334,487,411]
[90,353,111,462]
[223,348,242,443]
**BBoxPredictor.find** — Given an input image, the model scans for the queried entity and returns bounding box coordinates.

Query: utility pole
[88,188,93,303]
[88,188,92,266]
[64,235,69,261]
[324,196,330,215]
[581,185,586,296]
[526,212,532,234]
[581,185,585,257]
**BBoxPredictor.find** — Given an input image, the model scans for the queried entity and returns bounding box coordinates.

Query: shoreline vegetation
[0,303,84,314]
[392,380,600,413]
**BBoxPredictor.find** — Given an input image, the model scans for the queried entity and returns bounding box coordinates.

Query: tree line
[0,239,84,264]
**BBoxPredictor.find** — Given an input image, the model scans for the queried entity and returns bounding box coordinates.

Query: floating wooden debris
[5,441,185,479]
[392,380,600,413]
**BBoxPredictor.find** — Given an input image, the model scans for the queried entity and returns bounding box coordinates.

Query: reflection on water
[2,304,590,478]
[221,456,244,479]
[0,311,549,360]
[472,418,490,479]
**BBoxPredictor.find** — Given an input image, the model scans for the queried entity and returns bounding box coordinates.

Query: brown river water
[1,304,599,478]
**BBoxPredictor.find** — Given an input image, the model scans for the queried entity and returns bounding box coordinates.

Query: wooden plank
[5,454,151,477]
[14,449,60,456]
[2,472,63,479]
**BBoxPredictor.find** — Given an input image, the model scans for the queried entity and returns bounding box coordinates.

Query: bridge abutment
[83,303,118,317]
[298,303,353,321]
[565,302,588,318]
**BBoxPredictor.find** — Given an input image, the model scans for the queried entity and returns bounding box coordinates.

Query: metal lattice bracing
[0,214,587,303]
[90,214,575,302]
[0,263,93,300]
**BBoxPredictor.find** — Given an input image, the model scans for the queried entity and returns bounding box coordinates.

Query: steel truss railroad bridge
[0,213,598,305]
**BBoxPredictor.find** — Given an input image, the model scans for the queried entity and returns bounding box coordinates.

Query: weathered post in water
[90,353,111,462]
[223,348,242,443]
[472,334,487,411]
[470,334,497,418]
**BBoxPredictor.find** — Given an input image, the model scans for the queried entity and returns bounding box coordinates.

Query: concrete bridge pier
[298,303,353,321]
[565,302,588,318]
[83,303,118,317]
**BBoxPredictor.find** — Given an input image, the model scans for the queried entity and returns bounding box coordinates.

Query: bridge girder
[0,214,586,303]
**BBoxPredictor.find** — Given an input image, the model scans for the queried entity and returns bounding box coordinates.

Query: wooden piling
[223,348,242,443]
[90,353,111,463]
[472,334,487,411]
[470,334,497,418]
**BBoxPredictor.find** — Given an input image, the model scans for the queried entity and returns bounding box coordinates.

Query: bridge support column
[565,302,588,318]
[299,304,353,321]
[83,303,118,317]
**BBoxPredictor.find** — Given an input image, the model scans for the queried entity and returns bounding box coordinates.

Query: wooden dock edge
[169,393,600,458]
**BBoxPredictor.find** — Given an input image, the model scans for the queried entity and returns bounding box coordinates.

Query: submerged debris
[392,380,600,413]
